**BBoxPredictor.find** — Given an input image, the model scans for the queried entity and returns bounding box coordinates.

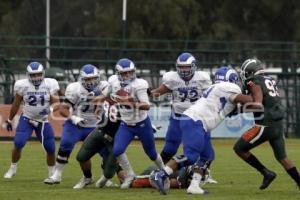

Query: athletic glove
[5,119,13,131]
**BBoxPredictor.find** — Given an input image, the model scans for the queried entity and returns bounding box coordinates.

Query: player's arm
[151,84,171,97]
[8,94,23,121]
[59,99,72,118]
[247,81,263,109]
[50,92,60,112]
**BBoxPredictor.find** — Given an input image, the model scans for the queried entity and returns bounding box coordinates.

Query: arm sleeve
[162,73,173,90]
[135,79,150,104]
[14,80,24,96]
[136,89,150,105]
[64,84,78,104]
[50,79,60,95]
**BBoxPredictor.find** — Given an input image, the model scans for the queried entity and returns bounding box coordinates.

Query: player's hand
[5,119,13,131]
[70,115,86,126]
[28,119,39,127]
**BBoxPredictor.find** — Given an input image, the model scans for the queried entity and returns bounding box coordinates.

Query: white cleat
[187,181,208,195]
[206,177,218,184]
[120,174,135,189]
[4,167,17,179]
[73,177,93,189]
[44,176,61,185]
[95,176,108,188]
[105,180,119,187]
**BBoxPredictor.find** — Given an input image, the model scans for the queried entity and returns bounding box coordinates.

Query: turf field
[0,139,299,200]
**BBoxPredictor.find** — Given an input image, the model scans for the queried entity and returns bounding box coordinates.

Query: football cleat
[95,175,108,188]
[73,177,93,189]
[3,166,17,179]
[259,168,277,190]
[43,176,61,185]
[187,180,208,195]
[201,169,218,185]
[120,174,135,189]
[150,170,168,195]
[104,180,119,187]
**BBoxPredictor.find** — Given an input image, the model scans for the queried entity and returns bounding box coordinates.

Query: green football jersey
[246,75,285,126]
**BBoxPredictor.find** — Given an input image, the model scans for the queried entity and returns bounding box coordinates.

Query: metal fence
[0,35,299,136]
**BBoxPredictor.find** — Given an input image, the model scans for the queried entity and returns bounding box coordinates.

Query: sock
[52,162,65,178]
[48,166,55,177]
[154,154,165,169]
[83,169,92,178]
[11,163,17,169]
[286,167,300,185]
[164,166,173,176]
[117,153,135,176]
[245,154,266,173]
[192,172,202,184]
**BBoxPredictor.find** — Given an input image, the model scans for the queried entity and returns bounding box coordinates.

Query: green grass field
[0,139,299,200]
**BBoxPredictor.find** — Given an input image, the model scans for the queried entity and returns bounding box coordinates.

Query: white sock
[117,153,135,176]
[154,154,165,169]
[164,165,173,176]
[48,166,55,177]
[10,163,18,169]
[52,162,65,178]
[192,172,202,183]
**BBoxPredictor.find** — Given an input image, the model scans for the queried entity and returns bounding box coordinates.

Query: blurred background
[0,0,299,137]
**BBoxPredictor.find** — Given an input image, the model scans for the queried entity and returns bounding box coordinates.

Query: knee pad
[57,149,70,164]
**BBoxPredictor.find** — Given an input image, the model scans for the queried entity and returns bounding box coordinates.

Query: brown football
[116,89,129,97]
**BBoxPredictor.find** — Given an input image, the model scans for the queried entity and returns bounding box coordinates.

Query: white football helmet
[26,62,45,86]
[115,58,136,86]
[80,64,100,91]
[176,52,197,80]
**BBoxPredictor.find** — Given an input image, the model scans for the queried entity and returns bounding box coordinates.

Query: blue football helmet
[115,58,136,86]
[26,62,45,86]
[176,52,197,80]
[80,64,100,91]
[214,66,239,84]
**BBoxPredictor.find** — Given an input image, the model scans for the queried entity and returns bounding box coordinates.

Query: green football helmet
[240,58,264,82]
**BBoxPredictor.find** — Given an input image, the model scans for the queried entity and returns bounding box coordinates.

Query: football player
[110,58,165,187]
[4,62,60,180]
[44,64,109,184]
[151,52,216,183]
[233,58,300,190]
[151,66,254,195]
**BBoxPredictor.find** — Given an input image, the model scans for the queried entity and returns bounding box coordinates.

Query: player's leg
[4,116,33,178]
[268,124,300,188]
[113,124,136,188]
[150,117,207,195]
[181,119,207,195]
[113,123,134,157]
[200,132,217,184]
[35,122,56,178]
[44,121,81,184]
[74,128,104,188]
[233,125,276,190]
[137,117,164,169]
[160,116,182,163]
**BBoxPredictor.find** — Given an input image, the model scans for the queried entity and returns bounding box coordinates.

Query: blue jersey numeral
[28,95,45,106]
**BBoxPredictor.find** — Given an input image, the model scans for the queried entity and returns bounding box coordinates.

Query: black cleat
[259,169,277,190]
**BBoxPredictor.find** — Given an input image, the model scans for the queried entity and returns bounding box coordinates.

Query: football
[116,88,129,97]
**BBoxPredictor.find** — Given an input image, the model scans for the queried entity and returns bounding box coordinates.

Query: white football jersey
[14,78,59,122]
[108,75,149,124]
[64,81,109,127]
[184,82,241,132]
[162,71,212,114]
